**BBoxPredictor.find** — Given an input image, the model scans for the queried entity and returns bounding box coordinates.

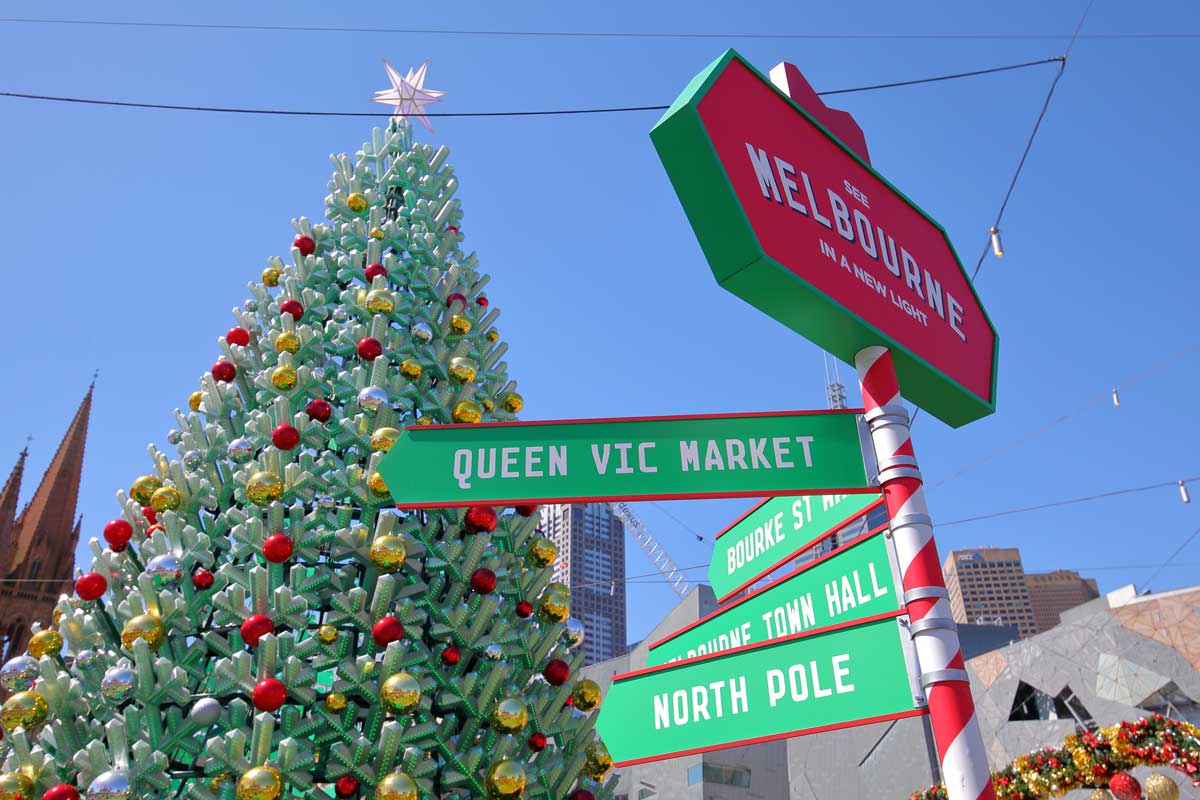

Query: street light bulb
[989,226,1004,258]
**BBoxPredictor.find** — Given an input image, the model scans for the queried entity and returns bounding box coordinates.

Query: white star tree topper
[372,59,446,131]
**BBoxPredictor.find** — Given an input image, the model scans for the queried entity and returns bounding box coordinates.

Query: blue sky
[0,2,1197,646]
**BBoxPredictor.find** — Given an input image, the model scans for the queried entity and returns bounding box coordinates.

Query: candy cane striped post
[855,346,995,800]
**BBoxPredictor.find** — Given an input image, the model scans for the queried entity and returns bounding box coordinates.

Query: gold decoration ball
[130,474,163,505]
[370,427,401,453]
[188,390,204,412]
[362,661,375,675]
[246,471,284,506]
[485,329,499,343]
[1145,774,1180,800]
[414,416,432,427]
[367,471,390,497]
[537,591,570,624]
[150,485,182,512]
[262,267,281,287]
[209,774,232,792]
[381,672,421,713]
[572,679,602,712]
[374,772,418,800]
[452,400,483,424]
[491,697,529,734]
[369,227,386,240]
[275,331,301,353]
[235,765,282,800]
[347,192,369,213]
[1,691,49,731]
[325,692,347,711]
[485,760,526,800]
[316,625,338,644]
[121,613,165,651]
[1091,791,1114,800]
[526,537,558,568]
[365,289,395,315]
[449,313,472,335]
[448,357,478,384]
[545,582,570,596]
[27,629,62,658]
[399,359,423,380]
[271,365,298,391]
[583,740,614,781]
[0,772,34,800]
[481,397,495,412]
[502,392,524,414]
[369,535,407,572]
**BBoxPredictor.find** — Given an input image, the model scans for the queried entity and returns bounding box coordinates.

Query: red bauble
[1109,772,1141,800]
[103,519,133,551]
[445,292,467,309]
[212,360,237,382]
[42,785,81,800]
[305,398,333,422]
[262,533,294,563]
[445,225,459,236]
[142,506,157,524]
[470,568,497,595]
[476,296,489,307]
[568,791,595,800]
[441,645,461,666]
[364,263,387,282]
[293,235,316,256]
[192,568,215,590]
[226,327,251,347]
[528,732,547,752]
[464,506,497,533]
[75,572,107,601]
[564,695,574,707]
[356,337,382,361]
[543,659,569,686]
[334,776,359,797]
[514,504,538,517]
[252,678,287,712]
[372,616,405,647]
[240,614,274,647]
[279,299,304,321]
[271,424,300,450]
[515,601,533,618]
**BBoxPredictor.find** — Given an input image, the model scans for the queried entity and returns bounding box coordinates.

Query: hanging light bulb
[1112,389,1120,407]
[1180,480,1191,504]
[989,226,1004,258]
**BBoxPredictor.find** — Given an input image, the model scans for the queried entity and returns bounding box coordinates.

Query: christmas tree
[0,62,614,800]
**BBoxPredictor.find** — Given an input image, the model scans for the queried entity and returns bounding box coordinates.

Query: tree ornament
[515,601,533,619]
[347,192,369,213]
[192,568,215,590]
[365,289,394,314]
[271,424,300,450]
[562,617,585,649]
[252,678,287,712]
[357,386,390,413]
[369,227,385,239]
[142,553,180,588]
[1093,791,1115,800]
[129,475,162,505]
[526,537,557,567]
[490,697,528,734]
[486,329,499,343]
[364,262,387,282]
[476,295,489,307]
[1,690,49,731]
[367,471,390,497]
[501,393,524,414]
[380,672,421,713]
[485,760,526,800]
[470,568,497,595]
[100,666,136,702]
[484,643,504,661]
[335,775,359,797]
[1144,774,1179,800]
[410,321,433,343]
[262,267,282,287]
[357,337,383,361]
[28,630,62,658]
[240,614,274,647]
[515,504,538,517]
[293,234,316,255]
[188,390,204,412]
[0,657,38,692]
[0,774,34,800]
[542,659,569,686]
[227,437,254,463]
[369,427,401,452]
[374,772,418,800]
[567,791,595,800]
[316,625,338,644]
[246,470,284,506]
[75,572,107,601]
[572,679,601,712]
[448,357,477,384]
[120,613,165,651]
[582,741,612,780]
[305,398,333,422]
[149,484,182,512]
[464,506,497,533]
[481,397,495,412]
[537,589,570,624]
[182,449,202,469]
[398,358,423,380]
[227,326,251,347]
[236,766,282,800]
[275,331,301,353]
[262,533,294,563]
[368,535,407,571]
[191,697,222,727]
[440,645,461,666]
[448,313,471,335]
[279,299,305,321]
[84,772,130,800]
[271,365,298,391]
[42,785,81,800]
[325,692,347,711]
[145,523,166,538]
[1110,773,1142,800]
[528,732,547,752]
[372,617,405,647]
[445,293,467,309]
[212,360,237,383]
[142,505,158,524]
[452,400,482,423]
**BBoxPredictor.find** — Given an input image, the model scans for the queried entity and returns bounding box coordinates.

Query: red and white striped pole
[855,346,995,800]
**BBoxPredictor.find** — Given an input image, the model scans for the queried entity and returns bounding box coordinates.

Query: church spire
[0,448,29,573]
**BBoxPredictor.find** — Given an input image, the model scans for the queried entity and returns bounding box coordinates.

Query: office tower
[1027,569,1100,633]
[943,547,1038,638]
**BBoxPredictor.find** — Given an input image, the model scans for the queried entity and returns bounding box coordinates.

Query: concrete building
[540,503,627,666]
[1027,569,1100,633]
[943,547,1038,637]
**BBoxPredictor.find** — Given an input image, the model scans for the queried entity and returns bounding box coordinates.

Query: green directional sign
[378,410,871,509]
[596,614,923,766]
[709,492,882,602]
[649,529,898,666]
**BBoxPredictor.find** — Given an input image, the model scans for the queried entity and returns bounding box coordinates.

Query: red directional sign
[651,50,998,427]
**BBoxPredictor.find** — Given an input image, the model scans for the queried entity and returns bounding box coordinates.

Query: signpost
[377,409,873,509]
[595,614,924,767]
[648,525,899,666]
[708,492,882,603]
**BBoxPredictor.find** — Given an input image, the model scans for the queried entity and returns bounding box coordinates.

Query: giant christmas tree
[0,62,614,800]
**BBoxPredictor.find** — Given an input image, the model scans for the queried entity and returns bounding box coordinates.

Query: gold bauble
[246,471,284,506]
[448,313,471,335]
[381,672,421,713]
[52,608,64,626]
[365,289,395,315]
[572,679,602,712]
[316,625,338,644]
[374,772,418,800]
[369,227,386,240]
[275,331,301,353]
[121,613,165,651]
[347,192,369,213]
[209,774,231,791]
[325,692,347,711]
[490,697,528,734]
[501,393,524,414]
[367,471,390,497]
[448,357,477,384]
[369,535,407,572]
[262,267,281,287]
[583,740,613,780]
[271,365,298,391]
[28,629,63,658]
[537,591,570,624]
[150,485,182,512]
[526,537,557,568]
[361,661,375,675]
[0,772,34,800]
[399,359,423,380]
[485,329,499,343]
[545,582,570,596]
[1,691,49,731]
[1092,791,1114,800]
[485,760,526,800]
[188,390,204,412]
[481,398,495,412]
[235,765,282,800]
[414,416,432,427]
[1145,774,1180,800]
[130,474,163,505]
[452,401,482,424]
[369,427,401,452]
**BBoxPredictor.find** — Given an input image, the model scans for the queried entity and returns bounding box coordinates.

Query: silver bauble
[190,697,222,727]
[483,643,504,661]
[74,649,97,668]
[317,495,336,510]
[166,429,183,445]
[562,617,586,649]
[227,437,254,463]
[145,554,181,588]
[332,308,349,323]
[87,769,131,800]
[182,450,202,470]
[357,386,389,413]
[411,321,434,343]
[100,666,136,702]
[0,656,39,691]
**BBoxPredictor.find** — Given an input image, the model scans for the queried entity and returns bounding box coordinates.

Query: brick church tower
[0,385,92,658]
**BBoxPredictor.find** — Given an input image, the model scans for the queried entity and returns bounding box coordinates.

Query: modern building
[539,503,627,666]
[0,384,93,658]
[943,547,1039,637]
[1027,569,1100,633]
